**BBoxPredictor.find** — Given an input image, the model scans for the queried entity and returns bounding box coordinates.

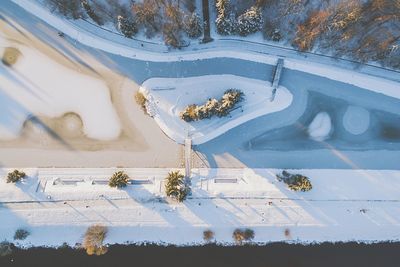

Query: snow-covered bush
[276,170,312,192]
[14,229,30,240]
[165,171,189,202]
[184,12,202,38]
[109,171,129,188]
[118,16,138,38]
[83,225,108,256]
[81,0,104,26]
[237,6,263,36]
[233,228,254,244]
[180,89,244,122]
[6,170,26,183]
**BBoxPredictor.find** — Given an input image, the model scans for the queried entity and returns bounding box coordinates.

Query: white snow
[0,40,121,140]
[140,75,293,144]
[307,112,332,141]
[0,167,400,246]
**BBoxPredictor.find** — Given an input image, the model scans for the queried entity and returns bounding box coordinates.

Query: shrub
[180,89,244,122]
[237,6,264,36]
[165,171,188,202]
[14,229,30,240]
[203,230,215,242]
[0,241,12,257]
[184,12,202,38]
[6,170,26,183]
[233,228,254,244]
[118,16,138,38]
[109,171,129,188]
[2,47,21,66]
[135,91,147,112]
[276,170,312,192]
[83,225,108,256]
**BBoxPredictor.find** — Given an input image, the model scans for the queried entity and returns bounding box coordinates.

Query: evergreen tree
[165,171,188,202]
[184,12,202,38]
[81,0,104,25]
[237,6,264,36]
[118,16,138,38]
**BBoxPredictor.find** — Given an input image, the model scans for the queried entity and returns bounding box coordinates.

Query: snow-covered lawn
[0,167,400,246]
[0,38,120,141]
[140,75,293,144]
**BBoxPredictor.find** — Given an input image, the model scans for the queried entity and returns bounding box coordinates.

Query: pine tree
[81,0,104,25]
[184,12,202,38]
[237,6,264,36]
[118,16,138,38]
[165,171,188,202]
[215,0,236,35]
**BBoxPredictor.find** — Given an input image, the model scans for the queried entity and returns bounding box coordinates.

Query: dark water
[1,243,399,267]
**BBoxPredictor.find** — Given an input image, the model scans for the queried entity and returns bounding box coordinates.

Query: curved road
[0,1,399,170]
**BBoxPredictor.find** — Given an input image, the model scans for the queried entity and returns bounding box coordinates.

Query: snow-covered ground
[141,75,292,144]
[0,167,399,246]
[0,37,120,141]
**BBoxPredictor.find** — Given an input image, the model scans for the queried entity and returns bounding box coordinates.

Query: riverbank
[2,242,400,267]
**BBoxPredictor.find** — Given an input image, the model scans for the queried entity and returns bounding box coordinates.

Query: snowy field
[0,168,399,246]
[141,75,292,144]
[0,36,120,141]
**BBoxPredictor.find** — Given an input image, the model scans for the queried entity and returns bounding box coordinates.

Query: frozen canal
[0,1,399,169]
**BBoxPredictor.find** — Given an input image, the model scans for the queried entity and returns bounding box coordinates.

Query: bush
[203,230,215,242]
[165,171,188,202]
[109,171,129,188]
[83,225,108,256]
[135,91,147,112]
[233,228,254,244]
[6,170,26,183]
[184,12,202,38]
[14,229,30,240]
[118,16,138,38]
[180,89,244,122]
[276,170,312,192]
[0,241,12,257]
[2,47,21,66]
[237,6,263,36]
